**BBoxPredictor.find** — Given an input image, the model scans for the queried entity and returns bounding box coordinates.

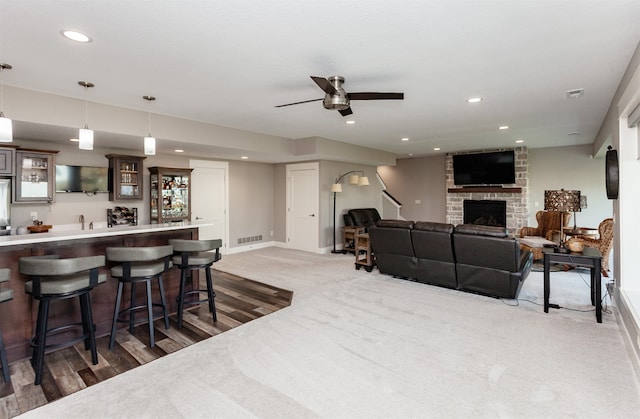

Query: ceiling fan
[275,76,404,116]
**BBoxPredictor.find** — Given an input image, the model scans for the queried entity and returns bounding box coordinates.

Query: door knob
[195,216,202,220]
[309,214,315,217]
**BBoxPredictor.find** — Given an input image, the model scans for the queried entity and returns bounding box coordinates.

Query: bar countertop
[0,222,208,247]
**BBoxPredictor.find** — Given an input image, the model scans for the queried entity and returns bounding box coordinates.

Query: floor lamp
[544,189,581,252]
[331,171,369,254]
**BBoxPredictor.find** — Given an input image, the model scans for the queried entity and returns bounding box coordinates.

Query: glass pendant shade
[0,114,12,142]
[78,126,94,150]
[144,136,156,155]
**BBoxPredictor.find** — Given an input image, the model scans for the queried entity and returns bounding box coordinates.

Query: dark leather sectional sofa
[368,220,533,299]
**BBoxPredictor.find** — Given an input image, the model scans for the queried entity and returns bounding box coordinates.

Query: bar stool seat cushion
[172,252,219,266]
[169,239,222,253]
[0,288,12,303]
[25,273,107,295]
[110,261,173,279]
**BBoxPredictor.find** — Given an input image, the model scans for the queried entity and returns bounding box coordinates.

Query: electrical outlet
[30,211,37,221]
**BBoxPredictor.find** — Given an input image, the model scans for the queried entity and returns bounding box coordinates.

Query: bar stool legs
[169,239,222,329]
[0,329,9,383]
[106,245,173,351]
[108,276,170,350]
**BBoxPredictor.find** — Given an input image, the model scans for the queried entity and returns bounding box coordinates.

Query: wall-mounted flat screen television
[55,165,109,193]
[453,150,516,186]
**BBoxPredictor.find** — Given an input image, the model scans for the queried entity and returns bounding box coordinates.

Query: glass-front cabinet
[15,150,57,203]
[106,154,146,201]
[148,166,193,223]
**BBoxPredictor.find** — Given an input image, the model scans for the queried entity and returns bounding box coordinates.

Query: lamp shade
[331,183,342,193]
[544,189,581,212]
[358,176,369,186]
[78,127,94,150]
[144,136,156,155]
[349,174,360,184]
[0,115,12,142]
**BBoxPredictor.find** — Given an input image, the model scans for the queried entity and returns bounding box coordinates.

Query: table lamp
[544,189,581,253]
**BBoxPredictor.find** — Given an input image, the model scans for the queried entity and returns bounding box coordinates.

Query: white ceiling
[1,0,639,162]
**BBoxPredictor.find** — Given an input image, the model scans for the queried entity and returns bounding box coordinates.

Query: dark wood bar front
[0,225,199,362]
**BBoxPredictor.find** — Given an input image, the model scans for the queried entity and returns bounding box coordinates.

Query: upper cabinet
[0,147,15,176]
[15,150,57,203]
[106,154,146,201]
[148,166,193,224]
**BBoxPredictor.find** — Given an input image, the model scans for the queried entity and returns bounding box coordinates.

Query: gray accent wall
[377,155,447,223]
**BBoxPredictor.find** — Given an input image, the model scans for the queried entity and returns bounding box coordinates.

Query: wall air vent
[566,88,584,99]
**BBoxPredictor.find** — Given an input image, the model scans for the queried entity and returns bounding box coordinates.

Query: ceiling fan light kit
[276,75,404,116]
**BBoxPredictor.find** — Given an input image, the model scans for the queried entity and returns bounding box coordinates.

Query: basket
[27,225,52,233]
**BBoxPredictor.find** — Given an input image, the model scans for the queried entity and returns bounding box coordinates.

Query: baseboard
[617,290,640,389]
[225,241,339,255]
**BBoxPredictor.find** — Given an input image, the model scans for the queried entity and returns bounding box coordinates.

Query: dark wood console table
[543,247,603,323]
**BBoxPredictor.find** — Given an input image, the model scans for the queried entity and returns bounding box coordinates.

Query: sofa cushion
[347,208,381,229]
[454,224,508,238]
[414,221,454,234]
[376,219,414,229]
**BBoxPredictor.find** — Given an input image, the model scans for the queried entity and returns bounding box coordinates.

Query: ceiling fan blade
[310,76,337,95]
[338,107,353,117]
[274,98,323,108]
[348,92,404,101]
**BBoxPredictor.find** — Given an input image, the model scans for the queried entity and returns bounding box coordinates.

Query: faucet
[79,214,85,230]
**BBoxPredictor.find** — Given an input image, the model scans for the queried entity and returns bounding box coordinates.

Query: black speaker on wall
[605,145,619,200]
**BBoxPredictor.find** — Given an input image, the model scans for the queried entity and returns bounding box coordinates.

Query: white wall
[528,144,612,228]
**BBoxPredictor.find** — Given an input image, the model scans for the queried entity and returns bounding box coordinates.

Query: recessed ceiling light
[568,131,580,136]
[498,125,509,130]
[515,140,524,144]
[174,149,184,153]
[346,120,355,125]
[69,138,79,142]
[467,97,482,103]
[401,137,409,142]
[433,147,441,151]
[241,156,248,159]
[61,29,91,43]
[408,153,413,156]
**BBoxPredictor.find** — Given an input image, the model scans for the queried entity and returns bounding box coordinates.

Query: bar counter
[0,223,205,362]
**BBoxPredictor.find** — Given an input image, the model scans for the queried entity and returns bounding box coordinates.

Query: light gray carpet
[20,247,640,418]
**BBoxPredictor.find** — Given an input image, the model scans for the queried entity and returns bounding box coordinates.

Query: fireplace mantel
[448,187,522,193]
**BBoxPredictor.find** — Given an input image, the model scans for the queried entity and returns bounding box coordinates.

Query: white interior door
[190,160,228,252]
[287,162,319,253]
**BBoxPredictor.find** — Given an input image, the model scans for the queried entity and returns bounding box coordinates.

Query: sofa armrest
[518,249,534,278]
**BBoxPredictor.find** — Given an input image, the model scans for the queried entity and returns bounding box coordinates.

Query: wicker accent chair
[519,210,572,243]
[582,218,614,277]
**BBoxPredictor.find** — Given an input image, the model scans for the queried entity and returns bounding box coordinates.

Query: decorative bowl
[566,238,585,252]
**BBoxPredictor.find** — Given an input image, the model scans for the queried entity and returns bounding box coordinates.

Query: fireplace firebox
[463,200,507,227]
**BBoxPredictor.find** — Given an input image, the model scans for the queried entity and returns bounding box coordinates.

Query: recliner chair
[454,224,533,299]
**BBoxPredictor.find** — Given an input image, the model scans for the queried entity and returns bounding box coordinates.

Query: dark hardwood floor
[0,270,293,418]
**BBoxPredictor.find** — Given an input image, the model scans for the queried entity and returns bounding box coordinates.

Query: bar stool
[19,255,106,385]
[106,245,172,350]
[169,239,222,328]
[0,268,13,383]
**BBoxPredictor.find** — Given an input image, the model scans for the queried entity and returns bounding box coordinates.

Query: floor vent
[237,235,263,244]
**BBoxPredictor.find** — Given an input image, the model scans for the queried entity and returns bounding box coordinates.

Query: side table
[543,246,603,323]
[354,232,375,272]
[342,226,365,254]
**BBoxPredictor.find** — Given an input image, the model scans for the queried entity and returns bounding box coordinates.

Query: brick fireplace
[445,147,529,236]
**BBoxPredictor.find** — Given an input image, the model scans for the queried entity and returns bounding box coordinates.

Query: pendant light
[0,63,13,143]
[142,95,156,155]
[78,81,94,150]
